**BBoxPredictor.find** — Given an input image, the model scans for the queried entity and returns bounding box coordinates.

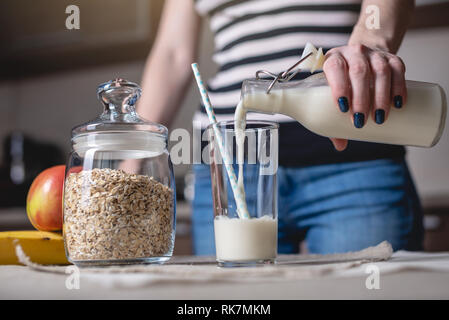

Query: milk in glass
[214,216,277,262]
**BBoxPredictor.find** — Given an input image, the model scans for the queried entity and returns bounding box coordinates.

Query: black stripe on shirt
[199,105,236,115]
[198,117,405,166]
[214,4,361,34]
[208,0,251,16]
[218,25,354,52]
[218,47,332,72]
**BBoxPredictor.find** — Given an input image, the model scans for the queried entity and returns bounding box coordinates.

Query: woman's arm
[137,0,201,127]
[323,0,415,151]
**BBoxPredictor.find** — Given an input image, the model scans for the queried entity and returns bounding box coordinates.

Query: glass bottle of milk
[239,72,447,147]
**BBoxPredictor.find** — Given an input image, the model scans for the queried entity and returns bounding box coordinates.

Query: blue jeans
[191,158,423,255]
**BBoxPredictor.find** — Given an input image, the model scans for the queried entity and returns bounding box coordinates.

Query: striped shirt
[193,0,405,166]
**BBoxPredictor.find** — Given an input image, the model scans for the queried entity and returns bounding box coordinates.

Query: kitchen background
[0,0,448,254]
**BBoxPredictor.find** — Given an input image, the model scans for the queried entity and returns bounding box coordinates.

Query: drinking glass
[207,120,278,267]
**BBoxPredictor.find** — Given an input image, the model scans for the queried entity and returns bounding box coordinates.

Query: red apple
[26,165,65,231]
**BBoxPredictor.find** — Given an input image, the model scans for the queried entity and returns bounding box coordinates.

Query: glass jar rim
[206,120,279,132]
[72,122,168,139]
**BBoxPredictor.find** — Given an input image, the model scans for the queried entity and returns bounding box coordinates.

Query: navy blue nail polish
[394,95,403,108]
[354,113,365,128]
[375,109,385,124]
[338,97,349,113]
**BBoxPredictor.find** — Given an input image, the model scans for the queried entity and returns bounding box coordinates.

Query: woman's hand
[323,44,407,151]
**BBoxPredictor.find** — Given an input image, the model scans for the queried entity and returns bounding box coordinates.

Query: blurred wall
[398,27,449,200]
[0,19,447,202]
[0,22,216,179]
[0,83,17,155]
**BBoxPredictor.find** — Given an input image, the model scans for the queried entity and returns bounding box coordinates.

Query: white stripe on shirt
[214,11,358,50]
[213,33,350,66]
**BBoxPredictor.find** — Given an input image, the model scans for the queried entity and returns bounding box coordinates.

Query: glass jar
[63,79,176,266]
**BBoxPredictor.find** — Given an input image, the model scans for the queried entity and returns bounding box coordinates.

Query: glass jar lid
[72,79,168,157]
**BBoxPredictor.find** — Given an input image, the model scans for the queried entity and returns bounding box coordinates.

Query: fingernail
[338,97,349,113]
[375,109,385,124]
[353,113,365,128]
[394,95,403,108]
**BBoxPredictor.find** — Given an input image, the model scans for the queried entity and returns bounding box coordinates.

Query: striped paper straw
[191,63,250,219]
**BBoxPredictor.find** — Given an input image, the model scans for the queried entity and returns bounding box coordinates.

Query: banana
[0,231,69,265]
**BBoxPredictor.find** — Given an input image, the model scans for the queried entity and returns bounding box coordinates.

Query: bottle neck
[241,80,285,115]
[241,73,331,118]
